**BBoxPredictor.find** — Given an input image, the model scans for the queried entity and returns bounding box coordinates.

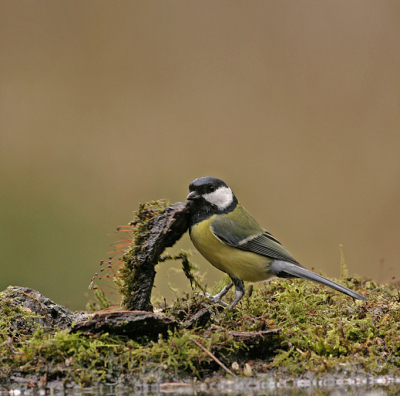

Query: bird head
[187,176,237,214]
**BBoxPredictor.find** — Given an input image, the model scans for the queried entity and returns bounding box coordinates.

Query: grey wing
[239,231,301,265]
[211,215,300,266]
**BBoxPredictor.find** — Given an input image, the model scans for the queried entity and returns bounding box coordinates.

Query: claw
[205,282,234,307]
[200,279,246,310]
[205,292,229,307]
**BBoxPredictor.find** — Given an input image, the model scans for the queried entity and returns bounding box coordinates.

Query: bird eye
[209,186,215,193]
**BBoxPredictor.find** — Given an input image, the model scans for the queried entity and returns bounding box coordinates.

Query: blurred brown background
[1,1,399,310]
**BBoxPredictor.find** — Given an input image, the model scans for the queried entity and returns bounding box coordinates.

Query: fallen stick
[189,337,236,377]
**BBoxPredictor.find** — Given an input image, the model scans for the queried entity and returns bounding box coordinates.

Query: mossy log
[121,201,190,311]
[0,286,88,334]
[71,311,177,339]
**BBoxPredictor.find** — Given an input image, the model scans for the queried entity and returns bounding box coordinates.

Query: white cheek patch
[203,187,233,210]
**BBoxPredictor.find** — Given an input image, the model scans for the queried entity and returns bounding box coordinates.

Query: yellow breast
[190,216,273,282]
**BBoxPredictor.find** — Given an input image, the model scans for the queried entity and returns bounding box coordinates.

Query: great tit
[186,176,366,309]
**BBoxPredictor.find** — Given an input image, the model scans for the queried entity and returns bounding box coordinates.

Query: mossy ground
[1,200,399,387]
[2,275,400,387]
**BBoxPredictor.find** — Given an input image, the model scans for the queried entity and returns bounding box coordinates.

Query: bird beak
[187,191,201,200]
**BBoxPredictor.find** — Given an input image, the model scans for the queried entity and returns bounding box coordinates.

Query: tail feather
[270,260,367,301]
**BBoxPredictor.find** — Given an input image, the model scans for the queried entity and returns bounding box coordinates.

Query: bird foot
[203,281,234,308]
[204,292,229,307]
[195,282,237,308]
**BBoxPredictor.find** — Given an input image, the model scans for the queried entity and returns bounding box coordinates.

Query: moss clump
[246,276,400,376]
[2,275,400,386]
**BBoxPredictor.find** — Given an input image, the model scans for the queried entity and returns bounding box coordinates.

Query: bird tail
[270,260,366,301]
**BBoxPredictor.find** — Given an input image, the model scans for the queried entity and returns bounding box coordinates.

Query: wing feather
[239,233,300,265]
[211,206,300,265]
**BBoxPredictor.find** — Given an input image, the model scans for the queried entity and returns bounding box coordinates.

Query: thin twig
[189,337,236,377]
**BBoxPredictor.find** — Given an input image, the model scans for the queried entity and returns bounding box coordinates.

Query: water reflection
[2,376,400,396]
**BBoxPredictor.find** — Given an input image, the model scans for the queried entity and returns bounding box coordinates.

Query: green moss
[2,275,400,385]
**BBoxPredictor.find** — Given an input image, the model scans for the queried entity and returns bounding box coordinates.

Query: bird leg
[228,277,245,310]
[207,281,233,307]
[206,277,246,309]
